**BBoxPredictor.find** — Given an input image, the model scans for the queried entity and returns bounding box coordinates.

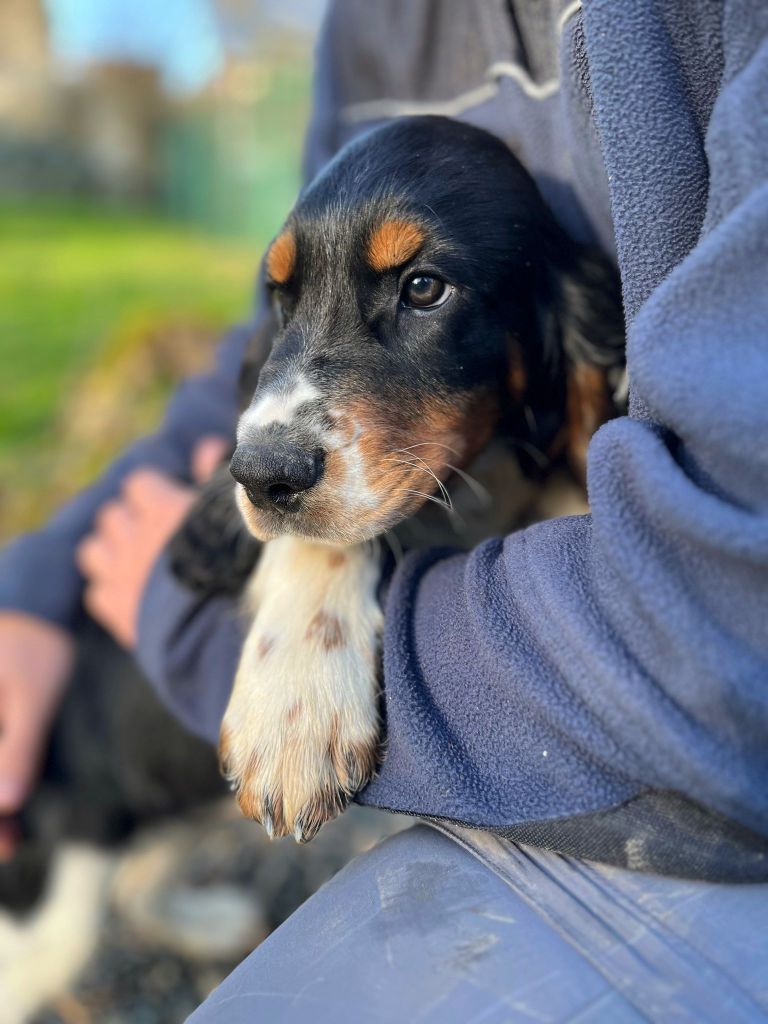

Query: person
[1,1,767,1019]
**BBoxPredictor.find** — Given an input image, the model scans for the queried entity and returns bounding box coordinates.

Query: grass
[0,199,263,537]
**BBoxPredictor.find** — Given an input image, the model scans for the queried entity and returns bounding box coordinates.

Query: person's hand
[75,436,228,649]
[0,613,75,859]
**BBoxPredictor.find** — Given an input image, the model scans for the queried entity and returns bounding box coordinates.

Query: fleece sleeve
[359,11,768,867]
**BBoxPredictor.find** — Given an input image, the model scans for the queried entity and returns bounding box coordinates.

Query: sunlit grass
[0,199,262,536]
[1,199,259,440]
[1,199,260,416]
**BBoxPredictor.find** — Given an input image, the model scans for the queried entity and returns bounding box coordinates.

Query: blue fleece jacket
[2,0,767,878]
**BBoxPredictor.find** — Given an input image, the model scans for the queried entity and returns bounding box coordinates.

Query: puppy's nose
[230,443,324,512]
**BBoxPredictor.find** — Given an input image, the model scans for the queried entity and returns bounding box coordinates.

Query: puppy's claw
[292,808,324,845]
[263,811,274,839]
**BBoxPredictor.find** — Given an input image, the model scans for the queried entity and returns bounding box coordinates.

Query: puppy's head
[232,116,624,544]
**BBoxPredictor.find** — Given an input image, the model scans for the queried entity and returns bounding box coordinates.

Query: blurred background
[0,0,321,538]
[0,3,409,1021]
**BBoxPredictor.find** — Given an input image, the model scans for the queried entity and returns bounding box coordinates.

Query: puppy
[171,116,625,842]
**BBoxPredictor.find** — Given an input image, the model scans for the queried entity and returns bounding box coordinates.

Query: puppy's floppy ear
[516,240,626,482]
[550,245,626,480]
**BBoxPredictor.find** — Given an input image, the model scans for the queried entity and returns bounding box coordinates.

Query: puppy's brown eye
[402,275,451,309]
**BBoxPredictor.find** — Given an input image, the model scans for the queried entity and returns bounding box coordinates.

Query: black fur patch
[168,463,260,595]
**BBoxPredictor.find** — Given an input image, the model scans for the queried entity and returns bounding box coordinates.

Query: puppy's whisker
[382,454,451,502]
[382,456,436,471]
[447,506,469,531]
[385,457,451,504]
[396,488,453,513]
[389,449,453,510]
[444,463,492,507]
[398,441,462,457]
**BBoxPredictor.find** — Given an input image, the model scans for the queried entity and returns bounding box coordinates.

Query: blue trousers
[189,823,768,1023]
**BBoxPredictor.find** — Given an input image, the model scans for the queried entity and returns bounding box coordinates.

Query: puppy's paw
[220,674,379,842]
[221,538,383,842]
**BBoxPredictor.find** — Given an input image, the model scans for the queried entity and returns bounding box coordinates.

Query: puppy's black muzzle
[230,443,324,512]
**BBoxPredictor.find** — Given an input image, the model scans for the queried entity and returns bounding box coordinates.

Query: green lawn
[0,200,263,536]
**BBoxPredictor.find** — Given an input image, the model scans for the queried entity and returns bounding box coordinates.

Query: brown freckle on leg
[286,700,303,725]
[328,551,346,568]
[305,610,346,649]
[367,220,425,273]
[257,635,275,659]
[266,230,296,284]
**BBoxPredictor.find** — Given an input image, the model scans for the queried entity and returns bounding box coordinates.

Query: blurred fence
[161,62,309,241]
[0,58,311,243]
[0,0,313,241]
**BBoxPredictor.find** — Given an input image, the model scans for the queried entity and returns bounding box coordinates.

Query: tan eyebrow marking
[266,230,296,284]
[367,219,425,272]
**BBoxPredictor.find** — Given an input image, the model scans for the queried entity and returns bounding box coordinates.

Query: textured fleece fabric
[2,1,767,874]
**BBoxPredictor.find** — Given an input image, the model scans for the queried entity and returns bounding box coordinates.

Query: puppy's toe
[220,707,379,842]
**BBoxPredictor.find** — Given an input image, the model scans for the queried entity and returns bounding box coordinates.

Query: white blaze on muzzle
[237,374,321,442]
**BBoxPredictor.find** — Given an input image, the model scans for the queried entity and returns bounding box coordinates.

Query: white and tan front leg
[220,536,383,842]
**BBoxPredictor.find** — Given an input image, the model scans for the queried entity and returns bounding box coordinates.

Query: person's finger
[84,583,134,648]
[93,498,134,538]
[82,580,108,626]
[122,468,178,510]
[191,435,230,485]
[75,533,110,578]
